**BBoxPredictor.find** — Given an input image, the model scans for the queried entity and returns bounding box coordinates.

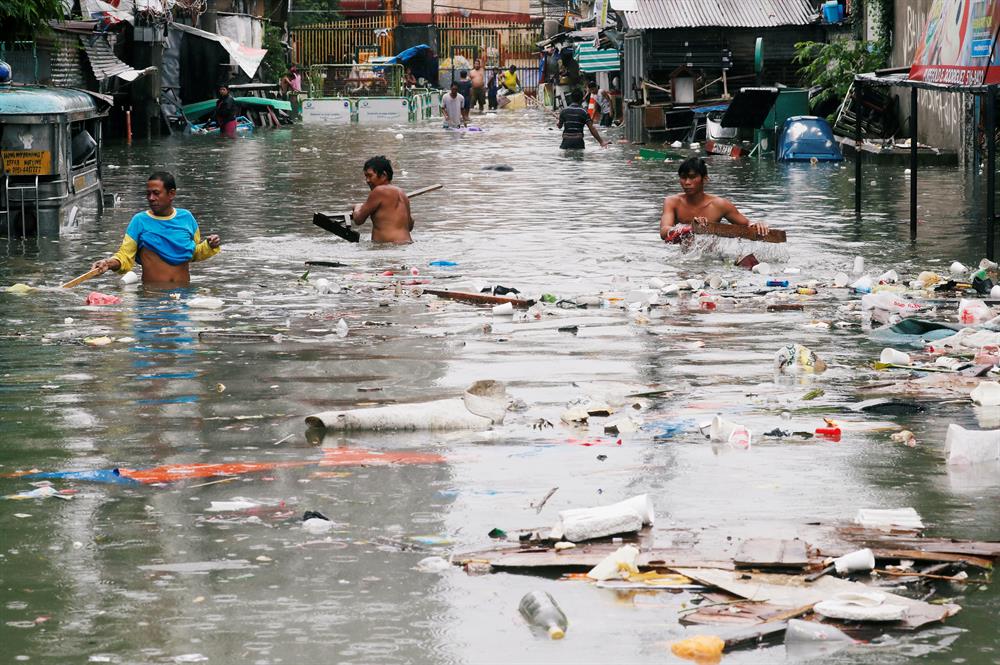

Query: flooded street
[2,109,1000,664]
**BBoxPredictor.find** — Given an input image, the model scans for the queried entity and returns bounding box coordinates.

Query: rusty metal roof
[79,35,145,82]
[614,0,819,30]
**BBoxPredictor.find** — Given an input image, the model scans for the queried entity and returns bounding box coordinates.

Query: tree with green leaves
[289,0,341,27]
[1,0,65,40]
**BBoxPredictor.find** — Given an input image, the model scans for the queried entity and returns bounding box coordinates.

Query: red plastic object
[665,225,693,244]
[85,291,122,305]
[815,427,841,441]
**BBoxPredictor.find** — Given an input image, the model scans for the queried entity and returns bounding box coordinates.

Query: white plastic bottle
[519,591,568,639]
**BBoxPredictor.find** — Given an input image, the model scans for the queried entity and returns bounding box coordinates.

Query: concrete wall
[890,0,966,152]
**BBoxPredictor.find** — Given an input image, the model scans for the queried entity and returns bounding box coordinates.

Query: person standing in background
[215,84,239,138]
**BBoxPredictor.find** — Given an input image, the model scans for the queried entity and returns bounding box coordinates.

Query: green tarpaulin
[182,97,292,120]
[576,43,620,73]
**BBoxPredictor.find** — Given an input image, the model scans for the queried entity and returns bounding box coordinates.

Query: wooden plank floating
[423,289,535,308]
[734,538,810,570]
[691,220,787,243]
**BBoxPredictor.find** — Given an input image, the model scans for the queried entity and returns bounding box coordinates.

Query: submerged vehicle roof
[0,85,110,122]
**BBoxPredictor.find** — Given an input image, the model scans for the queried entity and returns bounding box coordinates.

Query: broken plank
[453,544,734,571]
[673,568,959,630]
[422,289,535,308]
[691,220,787,243]
[871,548,993,570]
[734,538,810,570]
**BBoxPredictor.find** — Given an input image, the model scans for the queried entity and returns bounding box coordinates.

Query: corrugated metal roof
[79,35,143,82]
[615,0,819,30]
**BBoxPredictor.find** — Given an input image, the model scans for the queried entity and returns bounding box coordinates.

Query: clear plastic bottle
[518,591,568,639]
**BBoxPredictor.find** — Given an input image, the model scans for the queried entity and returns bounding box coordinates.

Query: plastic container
[879,348,911,365]
[852,256,865,274]
[797,287,817,295]
[519,591,568,639]
[950,261,968,276]
[766,280,789,287]
[816,426,842,440]
[851,275,872,294]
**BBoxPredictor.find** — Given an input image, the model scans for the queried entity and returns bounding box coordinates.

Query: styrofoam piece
[991,285,1000,299]
[206,499,259,512]
[492,302,514,316]
[945,423,1000,465]
[648,277,667,290]
[854,507,924,530]
[550,494,655,542]
[852,256,865,274]
[833,272,850,287]
[814,592,907,622]
[305,398,492,430]
[751,262,771,274]
[950,261,968,275]
[187,296,224,309]
[302,517,333,534]
[462,380,508,424]
[970,381,1000,406]
[833,548,875,574]
[120,271,139,285]
[587,544,640,581]
[661,283,680,295]
[784,619,854,643]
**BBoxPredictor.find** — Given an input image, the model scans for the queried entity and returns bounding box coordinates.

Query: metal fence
[291,14,398,67]
[435,15,543,92]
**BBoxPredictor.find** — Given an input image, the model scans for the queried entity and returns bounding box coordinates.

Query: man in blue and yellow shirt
[92,171,220,284]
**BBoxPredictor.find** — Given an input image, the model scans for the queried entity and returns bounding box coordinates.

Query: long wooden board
[692,220,787,243]
[423,289,535,309]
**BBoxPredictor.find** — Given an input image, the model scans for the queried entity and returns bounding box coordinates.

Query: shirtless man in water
[659,157,769,242]
[352,155,414,244]
[469,59,486,112]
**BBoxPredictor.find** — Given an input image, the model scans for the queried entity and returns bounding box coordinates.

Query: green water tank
[763,88,809,131]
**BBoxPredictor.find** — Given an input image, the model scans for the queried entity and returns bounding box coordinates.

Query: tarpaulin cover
[910,1,1000,86]
[170,22,267,79]
[576,43,620,72]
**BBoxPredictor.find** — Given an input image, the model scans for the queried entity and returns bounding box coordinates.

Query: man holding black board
[350,156,415,244]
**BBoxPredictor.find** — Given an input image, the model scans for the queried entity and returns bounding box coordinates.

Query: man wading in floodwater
[557,90,607,150]
[351,156,414,244]
[91,171,221,284]
[659,157,769,243]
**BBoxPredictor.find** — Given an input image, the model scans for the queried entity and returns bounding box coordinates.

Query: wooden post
[988,86,997,260]
[910,86,918,240]
[854,84,862,214]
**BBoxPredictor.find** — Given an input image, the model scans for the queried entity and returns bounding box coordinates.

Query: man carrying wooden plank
[660,157,770,243]
[351,156,414,244]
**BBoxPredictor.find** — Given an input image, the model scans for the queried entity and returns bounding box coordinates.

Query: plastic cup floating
[833,548,876,574]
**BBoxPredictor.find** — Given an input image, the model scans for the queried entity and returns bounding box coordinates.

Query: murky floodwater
[2,109,999,664]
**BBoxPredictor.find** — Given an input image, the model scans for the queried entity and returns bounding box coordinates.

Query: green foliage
[260,23,287,83]
[794,39,887,112]
[0,0,65,40]
[289,0,341,28]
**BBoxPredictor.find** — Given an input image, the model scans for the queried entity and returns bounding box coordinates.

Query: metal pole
[910,86,918,240]
[988,86,996,261]
[854,84,862,214]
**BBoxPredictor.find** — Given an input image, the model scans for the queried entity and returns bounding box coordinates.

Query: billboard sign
[910,0,1000,86]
